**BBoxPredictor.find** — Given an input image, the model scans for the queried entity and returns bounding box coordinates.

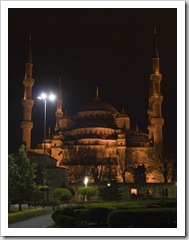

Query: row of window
[131,188,169,197]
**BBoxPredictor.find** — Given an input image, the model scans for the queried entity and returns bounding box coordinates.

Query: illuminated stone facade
[22,32,169,184]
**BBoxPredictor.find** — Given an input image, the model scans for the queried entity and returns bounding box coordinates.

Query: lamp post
[38,93,56,186]
[84,176,89,202]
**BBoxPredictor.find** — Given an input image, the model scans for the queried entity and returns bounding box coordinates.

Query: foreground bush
[73,209,91,224]
[51,209,64,222]
[89,207,111,223]
[77,187,99,201]
[108,208,177,228]
[52,206,86,223]
[56,215,77,227]
[53,188,72,203]
[8,208,47,224]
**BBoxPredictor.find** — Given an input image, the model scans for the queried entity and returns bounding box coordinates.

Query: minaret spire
[28,33,33,63]
[21,35,34,151]
[94,86,100,102]
[152,27,160,73]
[147,29,164,148]
[154,27,159,58]
[55,77,63,131]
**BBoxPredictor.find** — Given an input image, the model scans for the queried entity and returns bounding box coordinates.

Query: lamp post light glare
[84,176,89,187]
[84,176,89,202]
[38,92,56,187]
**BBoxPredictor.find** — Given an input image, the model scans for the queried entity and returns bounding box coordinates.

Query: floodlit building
[21,31,172,185]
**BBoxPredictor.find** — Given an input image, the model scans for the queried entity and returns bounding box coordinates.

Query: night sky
[8,8,177,154]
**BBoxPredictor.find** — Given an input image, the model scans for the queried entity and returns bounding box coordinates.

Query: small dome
[127,129,150,147]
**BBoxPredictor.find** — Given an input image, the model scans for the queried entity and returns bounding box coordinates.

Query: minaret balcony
[21,121,33,130]
[22,99,34,108]
[150,73,162,82]
[151,117,164,126]
[23,78,34,87]
[151,94,163,103]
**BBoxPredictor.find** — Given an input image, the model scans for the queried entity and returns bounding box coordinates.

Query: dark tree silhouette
[8,145,36,211]
[133,164,146,183]
[61,146,106,183]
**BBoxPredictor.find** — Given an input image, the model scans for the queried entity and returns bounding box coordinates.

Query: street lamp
[84,176,89,187]
[84,176,89,202]
[38,93,56,186]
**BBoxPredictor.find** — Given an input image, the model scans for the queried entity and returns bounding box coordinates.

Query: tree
[148,144,176,183]
[133,164,146,183]
[103,157,118,183]
[117,148,133,183]
[61,146,106,183]
[53,188,72,203]
[77,187,100,201]
[8,145,37,211]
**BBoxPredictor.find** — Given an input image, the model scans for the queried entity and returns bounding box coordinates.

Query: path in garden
[8,212,54,228]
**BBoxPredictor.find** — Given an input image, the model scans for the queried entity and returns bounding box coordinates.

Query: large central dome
[79,100,119,114]
[78,87,119,114]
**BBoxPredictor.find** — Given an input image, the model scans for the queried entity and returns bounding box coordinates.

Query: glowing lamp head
[84,176,89,187]
[38,93,56,101]
[38,93,47,100]
[49,94,56,101]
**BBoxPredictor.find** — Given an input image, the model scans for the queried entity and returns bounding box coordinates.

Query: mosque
[20,32,168,185]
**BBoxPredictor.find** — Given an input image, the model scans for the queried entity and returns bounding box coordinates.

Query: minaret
[55,77,63,131]
[94,86,100,102]
[147,28,164,148]
[21,35,34,151]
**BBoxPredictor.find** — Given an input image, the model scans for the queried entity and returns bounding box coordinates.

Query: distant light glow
[49,94,56,101]
[38,93,56,101]
[41,93,47,99]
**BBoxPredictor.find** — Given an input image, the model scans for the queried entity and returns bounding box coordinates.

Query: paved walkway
[8,212,54,228]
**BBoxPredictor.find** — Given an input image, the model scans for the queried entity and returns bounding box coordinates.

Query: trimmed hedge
[8,208,47,224]
[56,215,77,227]
[52,209,64,222]
[108,208,177,228]
[73,209,91,223]
[89,207,111,223]
[52,206,86,223]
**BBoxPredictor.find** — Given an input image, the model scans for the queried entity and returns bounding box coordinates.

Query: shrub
[98,185,122,201]
[108,208,177,228]
[38,185,49,192]
[8,208,47,224]
[157,201,177,208]
[77,187,100,197]
[52,206,86,223]
[51,209,64,222]
[89,207,110,223]
[56,215,77,227]
[53,188,72,203]
[73,209,91,224]
[144,204,161,208]
[61,207,75,217]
